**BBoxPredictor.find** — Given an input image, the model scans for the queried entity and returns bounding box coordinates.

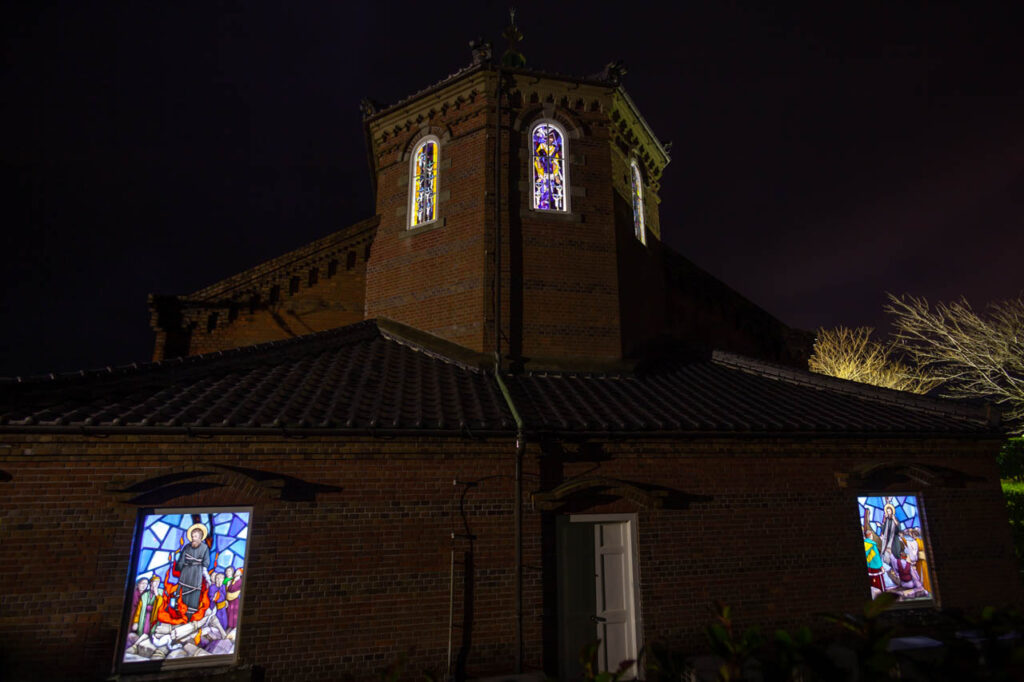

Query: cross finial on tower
[501,7,526,68]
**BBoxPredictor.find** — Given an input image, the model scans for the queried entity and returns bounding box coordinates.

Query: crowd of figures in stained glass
[859,495,932,602]
[411,140,438,226]
[532,123,565,211]
[122,510,250,664]
[630,160,646,243]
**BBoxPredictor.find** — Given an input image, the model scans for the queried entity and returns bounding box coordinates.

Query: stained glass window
[630,160,646,244]
[532,122,567,211]
[121,508,251,666]
[857,495,933,603]
[410,138,439,227]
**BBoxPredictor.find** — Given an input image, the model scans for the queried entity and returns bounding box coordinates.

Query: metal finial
[501,6,526,67]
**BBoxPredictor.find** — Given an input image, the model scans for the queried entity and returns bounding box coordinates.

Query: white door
[594,522,638,677]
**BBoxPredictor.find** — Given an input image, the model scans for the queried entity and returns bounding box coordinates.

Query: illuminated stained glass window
[410,138,439,227]
[121,508,251,667]
[630,160,646,244]
[532,122,567,211]
[858,495,933,603]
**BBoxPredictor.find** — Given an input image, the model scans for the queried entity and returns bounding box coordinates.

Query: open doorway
[556,514,641,680]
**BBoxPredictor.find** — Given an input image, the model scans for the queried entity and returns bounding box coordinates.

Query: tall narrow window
[120,507,251,668]
[630,160,646,244]
[858,494,933,604]
[532,122,567,211]
[410,138,439,227]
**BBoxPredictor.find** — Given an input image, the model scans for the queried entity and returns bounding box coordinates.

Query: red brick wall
[365,72,630,362]
[509,86,624,363]
[365,73,494,353]
[150,219,376,360]
[0,434,1017,680]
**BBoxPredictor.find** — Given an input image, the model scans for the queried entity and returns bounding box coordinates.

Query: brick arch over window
[408,135,441,227]
[515,108,584,213]
[399,125,453,161]
[512,106,584,139]
[528,119,569,211]
[111,464,343,505]
[402,126,451,229]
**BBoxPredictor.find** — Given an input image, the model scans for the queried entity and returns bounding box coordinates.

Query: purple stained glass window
[411,139,438,226]
[858,495,933,603]
[630,160,646,243]
[121,508,250,666]
[532,123,566,211]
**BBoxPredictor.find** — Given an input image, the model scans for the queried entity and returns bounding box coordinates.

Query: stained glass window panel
[630,160,646,244]
[411,140,438,227]
[122,508,251,666]
[532,123,566,211]
[857,495,933,603]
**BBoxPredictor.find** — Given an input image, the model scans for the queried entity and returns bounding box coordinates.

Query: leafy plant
[818,592,898,681]
[760,626,840,682]
[704,601,765,681]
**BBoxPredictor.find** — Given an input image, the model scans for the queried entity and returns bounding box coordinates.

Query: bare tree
[808,326,940,394]
[886,294,1024,432]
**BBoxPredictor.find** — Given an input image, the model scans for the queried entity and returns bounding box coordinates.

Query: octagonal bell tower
[362,25,670,367]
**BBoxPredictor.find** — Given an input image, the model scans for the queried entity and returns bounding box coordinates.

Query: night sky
[3,2,1022,377]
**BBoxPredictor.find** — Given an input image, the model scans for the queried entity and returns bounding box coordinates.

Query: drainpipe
[494,369,525,674]
[494,65,503,368]
[493,62,525,676]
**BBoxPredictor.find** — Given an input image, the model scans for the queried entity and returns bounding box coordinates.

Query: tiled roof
[0,321,513,435]
[505,352,995,435]
[0,323,997,437]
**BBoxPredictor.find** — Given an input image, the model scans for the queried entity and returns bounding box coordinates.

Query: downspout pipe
[494,368,525,674]
[493,65,503,368]
[493,60,525,676]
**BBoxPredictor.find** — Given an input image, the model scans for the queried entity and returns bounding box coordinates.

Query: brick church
[0,21,1018,682]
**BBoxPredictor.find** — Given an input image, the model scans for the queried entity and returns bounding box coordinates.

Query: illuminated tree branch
[808,326,941,395]
[885,294,1024,432]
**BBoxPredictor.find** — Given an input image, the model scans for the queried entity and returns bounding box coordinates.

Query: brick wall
[0,434,1017,680]
[365,72,494,353]
[508,83,623,363]
[366,70,634,363]
[150,218,377,360]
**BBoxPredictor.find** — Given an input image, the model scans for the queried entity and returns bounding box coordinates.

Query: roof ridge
[710,350,997,426]
[376,319,492,373]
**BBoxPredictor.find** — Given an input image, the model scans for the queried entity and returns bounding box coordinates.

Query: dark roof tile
[0,321,512,434]
[0,323,997,437]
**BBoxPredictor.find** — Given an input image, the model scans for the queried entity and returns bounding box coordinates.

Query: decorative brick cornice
[609,88,670,189]
[185,216,378,302]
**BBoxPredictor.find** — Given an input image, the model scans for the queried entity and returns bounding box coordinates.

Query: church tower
[362,19,670,367]
[149,17,808,368]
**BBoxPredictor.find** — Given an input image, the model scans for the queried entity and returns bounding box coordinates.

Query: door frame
[568,513,643,677]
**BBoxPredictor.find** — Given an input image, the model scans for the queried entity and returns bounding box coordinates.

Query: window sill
[116,662,258,680]
[523,209,582,223]
[400,218,446,238]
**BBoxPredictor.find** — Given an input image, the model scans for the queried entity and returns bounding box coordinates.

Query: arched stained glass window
[410,137,439,227]
[630,160,646,244]
[531,122,567,211]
